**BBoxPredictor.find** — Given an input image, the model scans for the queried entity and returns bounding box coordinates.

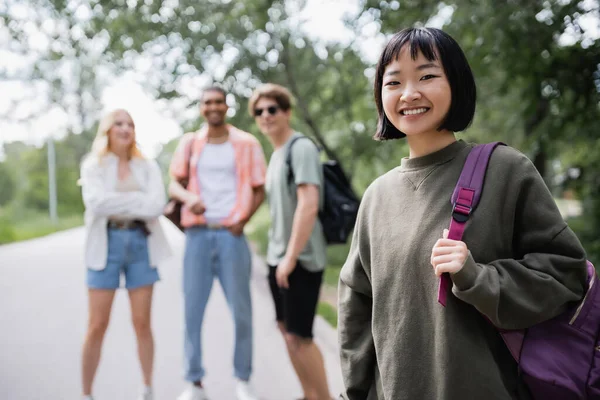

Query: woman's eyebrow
[384,62,441,77]
[417,62,441,70]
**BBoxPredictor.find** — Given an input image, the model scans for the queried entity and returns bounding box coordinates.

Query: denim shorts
[87,227,160,290]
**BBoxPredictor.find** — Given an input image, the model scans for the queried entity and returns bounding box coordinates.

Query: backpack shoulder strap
[438,142,505,306]
[439,141,539,364]
[285,135,315,185]
[450,142,505,216]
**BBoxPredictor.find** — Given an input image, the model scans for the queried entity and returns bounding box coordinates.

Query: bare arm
[168,178,195,204]
[286,183,320,260]
[275,183,320,287]
[168,132,202,211]
[168,177,205,215]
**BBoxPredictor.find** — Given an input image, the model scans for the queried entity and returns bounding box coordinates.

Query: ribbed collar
[400,140,468,171]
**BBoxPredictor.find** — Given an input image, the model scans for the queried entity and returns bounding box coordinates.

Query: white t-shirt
[196,141,237,224]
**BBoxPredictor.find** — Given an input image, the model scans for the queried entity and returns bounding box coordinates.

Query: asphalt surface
[0,221,344,400]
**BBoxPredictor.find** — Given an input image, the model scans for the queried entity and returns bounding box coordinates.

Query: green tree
[358,0,600,257]
[0,162,16,206]
[359,1,600,167]
[86,0,395,186]
[1,0,113,134]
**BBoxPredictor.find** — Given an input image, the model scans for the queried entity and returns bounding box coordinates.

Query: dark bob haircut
[373,27,476,140]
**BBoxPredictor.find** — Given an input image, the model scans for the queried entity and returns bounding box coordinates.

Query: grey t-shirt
[265,132,327,272]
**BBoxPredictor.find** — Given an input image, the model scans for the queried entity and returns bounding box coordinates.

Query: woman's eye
[421,74,437,81]
[385,81,400,86]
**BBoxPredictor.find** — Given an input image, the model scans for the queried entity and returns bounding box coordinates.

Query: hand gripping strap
[438,142,505,306]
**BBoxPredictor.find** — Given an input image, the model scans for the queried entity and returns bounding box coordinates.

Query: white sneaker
[177,384,209,400]
[82,396,94,400]
[138,387,153,400]
[235,379,258,400]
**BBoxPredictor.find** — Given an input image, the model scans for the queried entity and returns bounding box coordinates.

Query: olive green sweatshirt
[338,140,588,400]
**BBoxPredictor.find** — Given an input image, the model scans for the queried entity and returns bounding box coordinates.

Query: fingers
[276,269,283,287]
[431,242,467,267]
[433,238,465,248]
[276,272,289,289]
[434,261,464,276]
[228,223,244,236]
[191,203,206,215]
[431,254,456,266]
[431,230,469,275]
[431,245,457,256]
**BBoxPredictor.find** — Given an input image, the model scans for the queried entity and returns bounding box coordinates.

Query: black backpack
[286,136,360,245]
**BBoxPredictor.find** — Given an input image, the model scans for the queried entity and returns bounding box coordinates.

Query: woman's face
[381,45,452,138]
[107,110,135,152]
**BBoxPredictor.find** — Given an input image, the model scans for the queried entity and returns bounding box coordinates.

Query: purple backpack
[438,142,600,399]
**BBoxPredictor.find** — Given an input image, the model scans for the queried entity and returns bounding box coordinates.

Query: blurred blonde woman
[79,109,171,400]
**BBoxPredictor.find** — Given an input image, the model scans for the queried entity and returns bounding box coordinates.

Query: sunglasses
[254,105,279,117]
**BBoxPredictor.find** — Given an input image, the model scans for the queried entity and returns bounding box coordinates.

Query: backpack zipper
[569,274,595,325]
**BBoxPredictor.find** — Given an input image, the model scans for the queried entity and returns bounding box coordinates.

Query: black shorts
[267,262,324,339]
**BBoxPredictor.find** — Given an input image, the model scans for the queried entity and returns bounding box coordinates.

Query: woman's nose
[400,84,422,103]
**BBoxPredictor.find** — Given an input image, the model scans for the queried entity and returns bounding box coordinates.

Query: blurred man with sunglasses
[249,83,332,400]
[169,86,267,400]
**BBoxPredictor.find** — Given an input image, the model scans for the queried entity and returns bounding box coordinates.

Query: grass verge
[318,301,338,328]
[0,210,83,244]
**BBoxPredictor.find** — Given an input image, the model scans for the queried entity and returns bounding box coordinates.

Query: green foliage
[155,136,181,191]
[1,0,108,129]
[0,130,90,238]
[317,301,338,328]
[360,0,600,258]
[81,0,394,189]
[245,204,271,256]
[0,162,16,206]
[2,0,599,269]
[0,212,83,244]
[324,265,343,288]
[0,215,16,244]
[22,147,51,210]
[16,137,86,215]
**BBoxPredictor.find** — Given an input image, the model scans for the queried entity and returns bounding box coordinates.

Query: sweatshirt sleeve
[338,193,377,399]
[451,149,588,330]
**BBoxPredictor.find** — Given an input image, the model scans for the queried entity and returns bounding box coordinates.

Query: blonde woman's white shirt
[80,152,172,270]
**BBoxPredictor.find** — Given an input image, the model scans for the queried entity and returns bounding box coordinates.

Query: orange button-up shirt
[169,125,267,228]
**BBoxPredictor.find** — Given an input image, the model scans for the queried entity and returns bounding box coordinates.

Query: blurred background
[0,0,599,300]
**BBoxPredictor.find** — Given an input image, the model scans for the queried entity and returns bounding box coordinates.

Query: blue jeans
[87,227,159,289]
[183,226,253,382]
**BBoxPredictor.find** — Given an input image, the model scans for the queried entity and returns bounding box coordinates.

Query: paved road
[0,221,344,400]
